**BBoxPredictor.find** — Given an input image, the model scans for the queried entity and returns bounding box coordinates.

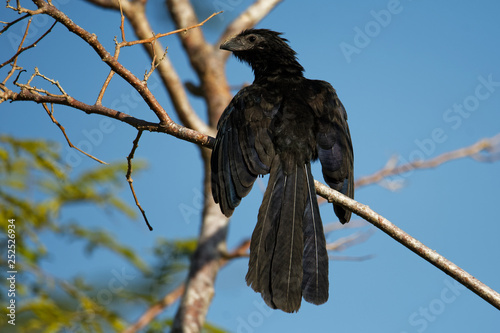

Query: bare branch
[143,42,167,82]
[15,66,69,97]
[4,86,214,147]
[95,64,117,105]
[6,0,44,15]
[126,130,152,231]
[1,16,31,69]
[1,19,25,86]
[118,0,126,42]
[42,103,107,164]
[314,180,500,311]
[0,13,31,35]
[118,11,222,48]
[0,19,56,69]
[329,255,375,262]
[30,0,171,125]
[355,133,500,189]
[86,0,215,135]
[323,219,370,234]
[326,228,376,252]
[167,0,232,125]
[3,0,217,147]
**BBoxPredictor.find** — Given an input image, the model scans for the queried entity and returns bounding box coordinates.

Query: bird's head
[220,29,304,79]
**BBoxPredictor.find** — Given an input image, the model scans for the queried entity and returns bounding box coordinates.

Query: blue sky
[1,0,500,332]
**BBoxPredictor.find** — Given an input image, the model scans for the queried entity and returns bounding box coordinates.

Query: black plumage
[211,29,354,312]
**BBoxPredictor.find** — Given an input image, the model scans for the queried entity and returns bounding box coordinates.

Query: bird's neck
[252,61,304,84]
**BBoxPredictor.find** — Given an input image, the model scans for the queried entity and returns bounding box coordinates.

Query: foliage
[0,136,212,332]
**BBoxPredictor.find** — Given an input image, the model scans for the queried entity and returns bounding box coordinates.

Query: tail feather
[302,163,329,305]
[270,162,305,312]
[246,156,282,299]
[247,156,328,313]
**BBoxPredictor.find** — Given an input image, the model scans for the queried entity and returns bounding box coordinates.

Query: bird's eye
[247,35,257,43]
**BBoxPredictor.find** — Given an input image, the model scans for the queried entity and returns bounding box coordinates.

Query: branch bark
[5,88,214,147]
[86,0,215,136]
[167,0,232,126]
[30,0,173,125]
[314,180,500,311]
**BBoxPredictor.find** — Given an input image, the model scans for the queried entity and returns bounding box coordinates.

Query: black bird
[211,29,354,313]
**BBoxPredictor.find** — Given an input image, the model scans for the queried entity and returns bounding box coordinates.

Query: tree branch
[29,0,175,125]
[0,12,31,34]
[86,0,215,136]
[167,0,232,126]
[126,130,153,231]
[314,180,500,311]
[4,87,214,147]
[42,102,107,164]
[355,133,500,189]
[0,19,56,69]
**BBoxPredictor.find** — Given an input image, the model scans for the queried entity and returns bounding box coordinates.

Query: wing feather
[310,80,354,223]
[211,86,277,217]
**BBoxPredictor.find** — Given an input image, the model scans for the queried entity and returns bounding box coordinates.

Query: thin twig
[4,1,215,146]
[126,130,152,231]
[6,0,44,15]
[118,0,126,42]
[0,13,31,34]
[1,61,23,87]
[34,67,68,95]
[355,133,500,188]
[143,38,168,82]
[15,67,69,98]
[117,11,222,48]
[89,0,215,136]
[329,255,375,262]
[95,0,126,105]
[96,45,120,105]
[326,228,376,252]
[314,180,500,311]
[1,17,31,69]
[323,219,370,234]
[0,20,57,69]
[6,86,215,147]
[96,66,116,105]
[1,17,29,86]
[31,0,215,136]
[42,103,107,164]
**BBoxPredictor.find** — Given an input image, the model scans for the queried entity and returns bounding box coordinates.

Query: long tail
[246,156,328,312]
[302,163,329,305]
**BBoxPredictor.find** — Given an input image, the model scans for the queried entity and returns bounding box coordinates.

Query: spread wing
[211,86,279,217]
[309,80,354,223]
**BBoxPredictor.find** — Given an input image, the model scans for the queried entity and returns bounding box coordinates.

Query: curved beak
[220,37,246,52]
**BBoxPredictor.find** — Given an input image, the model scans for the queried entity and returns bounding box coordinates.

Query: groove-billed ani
[211,29,354,313]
